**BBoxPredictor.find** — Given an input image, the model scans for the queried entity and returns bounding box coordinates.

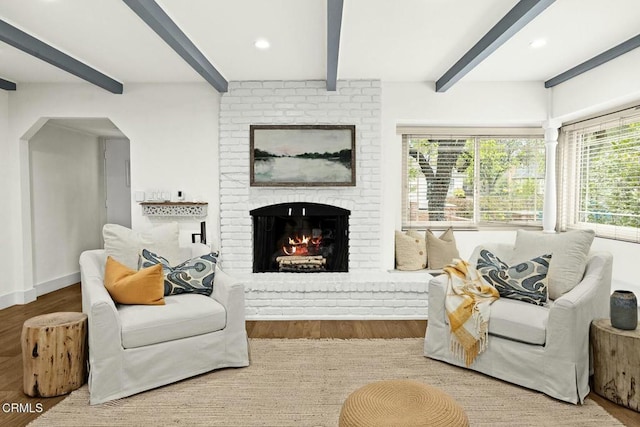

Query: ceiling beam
[326,0,344,91]
[0,77,17,91]
[435,0,555,92]
[123,0,228,93]
[545,34,640,88]
[0,19,123,94]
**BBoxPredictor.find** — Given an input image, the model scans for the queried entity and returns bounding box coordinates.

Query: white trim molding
[543,119,561,233]
[0,287,37,310]
[35,272,80,297]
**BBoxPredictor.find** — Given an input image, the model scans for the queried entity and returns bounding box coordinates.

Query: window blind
[401,129,545,230]
[561,107,640,243]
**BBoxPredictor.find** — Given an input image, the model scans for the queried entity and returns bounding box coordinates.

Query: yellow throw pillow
[104,256,165,305]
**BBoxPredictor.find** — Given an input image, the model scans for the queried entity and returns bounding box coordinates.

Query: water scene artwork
[250,125,356,186]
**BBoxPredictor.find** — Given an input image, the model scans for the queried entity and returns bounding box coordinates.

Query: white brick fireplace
[218,80,430,319]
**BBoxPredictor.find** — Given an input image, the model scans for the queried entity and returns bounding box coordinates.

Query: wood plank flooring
[246,319,427,339]
[0,284,81,427]
[1,285,638,426]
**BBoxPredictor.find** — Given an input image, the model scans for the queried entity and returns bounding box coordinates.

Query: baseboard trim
[0,287,38,310]
[35,272,81,297]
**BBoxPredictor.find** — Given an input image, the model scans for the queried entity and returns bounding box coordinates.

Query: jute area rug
[30,338,621,426]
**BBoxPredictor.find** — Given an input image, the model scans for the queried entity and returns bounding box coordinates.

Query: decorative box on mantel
[140,202,208,217]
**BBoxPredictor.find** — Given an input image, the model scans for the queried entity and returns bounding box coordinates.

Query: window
[401,129,545,229]
[560,107,640,242]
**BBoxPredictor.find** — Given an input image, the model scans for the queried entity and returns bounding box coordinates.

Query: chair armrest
[211,267,246,332]
[545,252,612,360]
[80,250,123,358]
[427,275,448,323]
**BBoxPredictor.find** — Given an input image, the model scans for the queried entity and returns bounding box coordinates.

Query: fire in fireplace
[250,203,350,273]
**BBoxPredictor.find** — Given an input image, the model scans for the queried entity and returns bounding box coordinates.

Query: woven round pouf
[339,379,469,427]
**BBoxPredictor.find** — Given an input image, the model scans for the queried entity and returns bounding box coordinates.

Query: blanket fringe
[450,321,490,367]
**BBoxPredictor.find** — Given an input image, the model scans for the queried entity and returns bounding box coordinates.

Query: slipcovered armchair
[80,244,249,405]
[424,241,613,404]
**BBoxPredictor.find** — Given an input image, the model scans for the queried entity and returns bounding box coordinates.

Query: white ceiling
[1,0,640,87]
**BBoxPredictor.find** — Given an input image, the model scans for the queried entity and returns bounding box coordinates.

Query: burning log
[276,255,326,266]
[276,255,327,272]
[279,264,326,272]
[281,234,322,256]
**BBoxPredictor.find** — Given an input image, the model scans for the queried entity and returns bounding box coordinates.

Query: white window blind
[401,129,544,229]
[561,107,640,242]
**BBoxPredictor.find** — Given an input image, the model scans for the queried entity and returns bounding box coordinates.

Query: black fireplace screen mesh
[250,203,350,273]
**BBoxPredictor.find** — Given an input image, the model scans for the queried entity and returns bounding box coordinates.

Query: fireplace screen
[250,203,350,273]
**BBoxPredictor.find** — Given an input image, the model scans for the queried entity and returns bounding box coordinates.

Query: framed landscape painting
[250,124,356,186]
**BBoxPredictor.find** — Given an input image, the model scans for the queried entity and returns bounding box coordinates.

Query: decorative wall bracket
[140,202,208,217]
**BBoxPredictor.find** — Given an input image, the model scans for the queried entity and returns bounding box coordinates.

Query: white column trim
[542,119,561,233]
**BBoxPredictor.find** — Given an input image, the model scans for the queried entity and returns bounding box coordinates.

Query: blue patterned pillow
[476,249,551,306]
[139,249,217,296]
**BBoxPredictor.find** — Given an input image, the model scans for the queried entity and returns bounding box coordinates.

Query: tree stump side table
[590,318,640,412]
[21,312,88,397]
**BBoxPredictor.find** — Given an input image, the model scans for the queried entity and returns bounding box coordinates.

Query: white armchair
[424,242,612,404]
[80,244,249,405]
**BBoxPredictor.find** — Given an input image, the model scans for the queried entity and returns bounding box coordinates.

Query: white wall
[380,81,549,270]
[104,138,132,228]
[1,83,220,308]
[0,90,19,307]
[551,47,640,122]
[29,123,104,294]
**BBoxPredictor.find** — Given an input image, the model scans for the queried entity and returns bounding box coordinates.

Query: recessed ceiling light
[529,39,547,49]
[254,39,270,50]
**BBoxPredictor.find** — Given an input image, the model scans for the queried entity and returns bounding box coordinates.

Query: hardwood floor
[1,285,639,426]
[0,284,81,427]
[246,319,427,339]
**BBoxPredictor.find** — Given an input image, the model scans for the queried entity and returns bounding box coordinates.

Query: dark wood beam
[123,0,228,93]
[436,0,555,92]
[0,77,17,91]
[327,0,344,91]
[0,20,123,94]
[545,34,640,88]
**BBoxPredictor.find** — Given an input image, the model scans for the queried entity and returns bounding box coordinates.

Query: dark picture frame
[250,124,356,187]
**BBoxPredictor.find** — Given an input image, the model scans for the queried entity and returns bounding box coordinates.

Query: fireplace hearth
[250,203,350,273]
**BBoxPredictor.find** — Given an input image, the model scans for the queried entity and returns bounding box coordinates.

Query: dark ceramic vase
[610,290,638,330]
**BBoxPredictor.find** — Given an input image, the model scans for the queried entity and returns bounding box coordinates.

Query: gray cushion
[512,229,595,300]
[139,249,218,296]
[118,294,226,349]
[477,249,551,306]
[103,223,181,270]
[488,298,549,345]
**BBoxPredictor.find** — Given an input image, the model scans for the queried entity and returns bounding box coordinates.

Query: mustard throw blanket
[444,259,499,366]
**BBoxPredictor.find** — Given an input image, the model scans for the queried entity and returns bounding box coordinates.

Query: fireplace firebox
[250,203,350,273]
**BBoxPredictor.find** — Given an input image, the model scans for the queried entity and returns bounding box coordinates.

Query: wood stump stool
[591,318,640,412]
[339,379,469,427]
[21,312,88,397]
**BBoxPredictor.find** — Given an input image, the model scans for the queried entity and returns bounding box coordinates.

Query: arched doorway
[25,117,130,296]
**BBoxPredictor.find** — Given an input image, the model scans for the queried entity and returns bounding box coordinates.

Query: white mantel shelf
[140,202,208,217]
